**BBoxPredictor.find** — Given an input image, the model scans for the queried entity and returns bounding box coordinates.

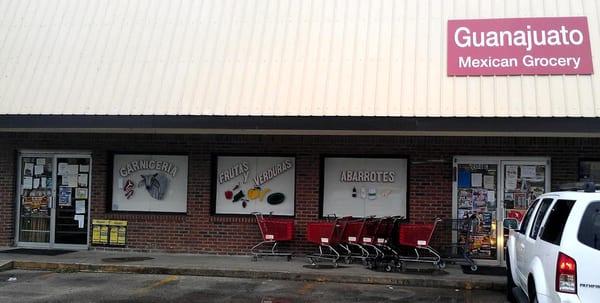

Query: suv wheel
[506,251,516,302]
[528,280,538,303]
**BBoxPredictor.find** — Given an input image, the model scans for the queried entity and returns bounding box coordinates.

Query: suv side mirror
[503,218,519,230]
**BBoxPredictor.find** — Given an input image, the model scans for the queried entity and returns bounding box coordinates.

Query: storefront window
[111,154,188,213]
[321,157,407,218]
[213,156,295,216]
[579,160,600,182]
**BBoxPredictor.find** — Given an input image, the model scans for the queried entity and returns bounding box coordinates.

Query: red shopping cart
[338,217,367,263]
[358,217,383,256]
[393,218,445,270]
[364,216,403,271]
[340,217,385,264]
[306,218,349,267]
[251,212,294,261]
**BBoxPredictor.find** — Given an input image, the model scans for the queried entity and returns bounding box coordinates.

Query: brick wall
[0,133,597,254]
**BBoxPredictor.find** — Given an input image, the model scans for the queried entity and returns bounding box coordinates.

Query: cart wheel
[333,262,339,268]
[470,264,478,272]
[384,264,394,272]
[344,257,352,264]
[287,255,292,261]
[362,259,368,266]
[366,261,374,270]
[437,261,446,269]
[399,262,406,272]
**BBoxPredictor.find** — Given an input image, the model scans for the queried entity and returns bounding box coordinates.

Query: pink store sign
[447,17,593,76]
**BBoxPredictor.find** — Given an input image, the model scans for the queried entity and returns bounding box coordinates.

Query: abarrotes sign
[447,17,593,76]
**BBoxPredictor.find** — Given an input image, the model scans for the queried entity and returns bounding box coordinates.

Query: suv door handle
[519,243,525,249]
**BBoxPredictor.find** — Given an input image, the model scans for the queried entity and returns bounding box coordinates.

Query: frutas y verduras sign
[447,17,593,76]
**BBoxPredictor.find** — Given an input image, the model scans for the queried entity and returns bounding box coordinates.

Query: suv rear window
[540,199,576,245]
[530,198,554,239]
[519,199,539,234]
[578,201,600,251]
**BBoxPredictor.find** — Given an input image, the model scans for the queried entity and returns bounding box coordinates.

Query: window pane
[519,199,539,234]
[578,202,600,251]
[540,200,576,245]
[529,199,553,239]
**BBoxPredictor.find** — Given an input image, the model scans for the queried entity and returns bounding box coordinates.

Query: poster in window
[214,156,295,216]
[322,157,408,218]
[111,154,188,213]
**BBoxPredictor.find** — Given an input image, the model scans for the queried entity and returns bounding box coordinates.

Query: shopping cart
[357,217,384,259]
[338,217,370,263]
[383,218,445,271]
[364,216,402,269]
[436,216,479,271]
[306,217,349,267]
[373,216,401,251]
[250,212,294,261]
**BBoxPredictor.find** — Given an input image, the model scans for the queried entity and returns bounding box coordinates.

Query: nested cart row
[250,212,480,272]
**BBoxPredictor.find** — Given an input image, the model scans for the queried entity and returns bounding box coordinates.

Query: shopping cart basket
[306,217,348,267]
[250,212,294,261]
[338,217,370,263]
[358,217,384,259]
[364,216,402,270]
[435,216,478,271]
[389,218,445,271]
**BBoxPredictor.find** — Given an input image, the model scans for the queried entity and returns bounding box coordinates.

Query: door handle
[48,196,54,209]
[519,243,525,249]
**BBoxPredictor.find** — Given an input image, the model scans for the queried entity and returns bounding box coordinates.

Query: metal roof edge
[0,115,599,135]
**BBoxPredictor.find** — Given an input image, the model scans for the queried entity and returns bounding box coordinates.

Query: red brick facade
[0,133,595,254]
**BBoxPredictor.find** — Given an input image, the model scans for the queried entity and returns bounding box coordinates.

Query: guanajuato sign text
[447,17,593,76]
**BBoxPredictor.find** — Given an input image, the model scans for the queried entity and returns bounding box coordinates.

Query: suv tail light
[556,252,577,294]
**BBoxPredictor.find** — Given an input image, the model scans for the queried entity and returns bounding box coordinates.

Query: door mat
[0,248,76,256]
[461,265,506,276]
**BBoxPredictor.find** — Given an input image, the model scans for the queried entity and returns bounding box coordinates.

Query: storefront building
[2,0,600,268]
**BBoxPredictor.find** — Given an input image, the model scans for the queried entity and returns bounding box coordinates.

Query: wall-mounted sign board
[321,157,408,218]
[214,156,295,216]
[111,154,188,213]
[448,17,593,76]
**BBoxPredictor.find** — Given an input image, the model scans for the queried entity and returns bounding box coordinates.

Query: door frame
[453,156,551,267]
[15,150,92,250]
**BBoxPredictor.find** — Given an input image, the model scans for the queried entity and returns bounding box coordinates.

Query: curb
[0,261,13,272]
[11,260,506,291]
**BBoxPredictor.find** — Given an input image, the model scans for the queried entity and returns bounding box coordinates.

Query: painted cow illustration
[138,173,169,200]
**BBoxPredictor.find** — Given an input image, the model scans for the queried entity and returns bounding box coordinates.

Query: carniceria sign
[119,159,179,201]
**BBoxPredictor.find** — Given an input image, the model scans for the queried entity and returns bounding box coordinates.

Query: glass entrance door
[54,156,91,246]
[453,157,550,267]
[455,160,500,263]
[499,160,550,261]
[17,155,54,246]
[17,152,91,249]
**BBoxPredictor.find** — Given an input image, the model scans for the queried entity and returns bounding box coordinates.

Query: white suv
[505,191,600,303]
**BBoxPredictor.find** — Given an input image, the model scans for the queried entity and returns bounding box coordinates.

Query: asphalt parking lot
[0,270,508,303]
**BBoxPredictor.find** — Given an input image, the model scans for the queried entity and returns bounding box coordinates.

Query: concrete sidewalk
[0,248,505,291]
